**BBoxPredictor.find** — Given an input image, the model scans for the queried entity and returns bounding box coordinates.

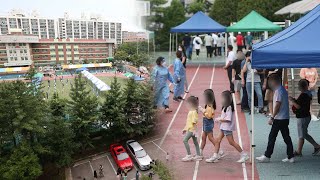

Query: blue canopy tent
[248,5,320,175]
[168,11,226,62]
[252,5,320,69]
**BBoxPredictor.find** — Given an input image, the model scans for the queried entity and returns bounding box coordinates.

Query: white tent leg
[264,31,268,40]
[169,33,172,65]
[251,69,255,180]
[225,33,228,57]
[175,33,178,51]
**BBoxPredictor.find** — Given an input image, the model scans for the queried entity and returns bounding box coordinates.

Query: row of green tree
[0,72,155,179]
[146,0,299,50]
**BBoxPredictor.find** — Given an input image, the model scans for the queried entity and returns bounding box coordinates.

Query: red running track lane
[155,66,259,180]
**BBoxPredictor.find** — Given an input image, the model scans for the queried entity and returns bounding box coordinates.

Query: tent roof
[252,5,320,69]
[275,0,320,15]
[227,10,282,32]
[170,11,226,33]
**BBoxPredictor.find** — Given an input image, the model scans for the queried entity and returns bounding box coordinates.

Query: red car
[109,144,133,171]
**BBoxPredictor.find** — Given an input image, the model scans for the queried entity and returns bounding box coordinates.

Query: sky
[0,0,142,31]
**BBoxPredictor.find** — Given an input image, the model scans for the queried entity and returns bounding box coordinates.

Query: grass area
[41,76,127,100]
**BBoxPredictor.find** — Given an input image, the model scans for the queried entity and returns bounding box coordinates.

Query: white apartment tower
[0,10,56,39]
[58,13,122,44]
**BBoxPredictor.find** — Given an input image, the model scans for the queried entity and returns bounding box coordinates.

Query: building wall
[0,34,114,67]
[122,31,147,42]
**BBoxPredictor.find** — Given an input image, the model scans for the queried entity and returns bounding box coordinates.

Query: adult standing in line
[224,45,236,92]
[240,56,250,112]
[232,51,245,104]
[193,34,203,59]
[300,68,319,121]
[217,34,224,56]
[182,33,192,60]
[151,57,174,113]
[173,51,186,102]
[228,33,237,52]
[212,32,219,56]
[242,51,264,113]
[256,74,294,163]
[289,79,320,156]
[236,32,244,51]
[245,32,253,49]
[178,45,189,93]
[204,33,213,58]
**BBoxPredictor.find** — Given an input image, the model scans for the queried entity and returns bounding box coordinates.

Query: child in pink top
[206,90,249,163]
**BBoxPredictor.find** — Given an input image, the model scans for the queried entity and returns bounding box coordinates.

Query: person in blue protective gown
[151,57,174,113]
[173,51,186,102]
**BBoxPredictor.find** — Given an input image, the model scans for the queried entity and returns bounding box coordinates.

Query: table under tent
[250,5,320,180]
[169,11,226,64]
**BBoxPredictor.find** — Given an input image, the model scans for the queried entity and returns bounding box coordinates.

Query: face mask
[162,61,167,66]
[178,48,182,51]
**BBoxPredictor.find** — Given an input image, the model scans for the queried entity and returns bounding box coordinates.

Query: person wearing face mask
[178,45,189,93]
[256,73,294,163]
[173,51,186,102]
[242,51,264,113]
[151,57,174,113]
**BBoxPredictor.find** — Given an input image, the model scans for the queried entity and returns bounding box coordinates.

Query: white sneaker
[205,155,219,163]
[282,157,295,163]
[182,155,193,162]
[218,151,225,159]
[311,114,319,121]
[193,155,203,161]
[237,154,249,163]
[256,155,270,163]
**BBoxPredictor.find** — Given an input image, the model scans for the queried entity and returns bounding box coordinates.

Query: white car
[126,140,152,171]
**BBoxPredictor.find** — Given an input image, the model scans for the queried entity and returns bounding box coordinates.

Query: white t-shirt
[204,35,213,46]
[273,86,290,120]
[212,34,218,45]
[193,37,203,50]
[226,51,236,65]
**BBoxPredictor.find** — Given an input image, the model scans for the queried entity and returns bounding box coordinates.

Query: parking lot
[70,136,167,180]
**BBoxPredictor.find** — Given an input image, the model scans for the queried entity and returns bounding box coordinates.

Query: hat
[238,32,241,34]
[248,32,251,34]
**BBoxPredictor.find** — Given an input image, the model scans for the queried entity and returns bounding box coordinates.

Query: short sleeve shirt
[219,106,236,131]
[246,62,261,83]
[273,86,290,120]
[226,51,236,65]
[204,105,215,119]
[184,110,198,131]
[296,92,312,118]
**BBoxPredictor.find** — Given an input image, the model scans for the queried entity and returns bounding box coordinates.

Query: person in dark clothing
[182,33,192,59]
[232,51,245,104]
[240,60,249,111]
[289,79,320,156]
[93,170,98,179]
[256,74,294,163]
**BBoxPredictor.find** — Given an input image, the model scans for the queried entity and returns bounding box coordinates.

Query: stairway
[287,68,319,116]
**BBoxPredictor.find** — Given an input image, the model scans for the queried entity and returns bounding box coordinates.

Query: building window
[14,57,17,61]
[25,57,28,60]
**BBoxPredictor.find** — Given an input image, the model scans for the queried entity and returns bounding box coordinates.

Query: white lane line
[152,141,167,154]
[158,65,200,149]
[89,161,94,173]
[106,154,117,174]
[73,160,90,167]
[92,153,109,161]
[141,137,162,145]
[193,65,215,180]
[232,93,248,180]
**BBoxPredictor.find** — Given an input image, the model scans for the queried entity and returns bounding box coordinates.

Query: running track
[155,65,259,180]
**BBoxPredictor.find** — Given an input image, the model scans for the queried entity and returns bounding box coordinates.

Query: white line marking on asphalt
[158,65,200,150]
[106,154,117,174]
[73,160,90,167]
[232,93,248,180]
[193,64,215,180]
[141,137,162,145]
[152,141,167,154]
[92,153,109,161]
[89,161,94,174]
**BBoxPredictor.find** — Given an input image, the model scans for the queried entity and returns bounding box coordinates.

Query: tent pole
[169,33,172,65]
[264,31,268,40]
[224,33,228,57]
[176,33,178,51]
[251,68,255,180]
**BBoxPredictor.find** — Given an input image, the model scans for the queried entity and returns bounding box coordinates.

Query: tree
[25,67,36,81]
[237,0,300,22]
[114,50,129,61]
[0,81,47,148]
[39,93,77,168]
[210,0,238,26]
[131,53,150,67]
[187,1,205,14]
[68,74,99,151]
[0,142,42,180]
[100,77,130,141]
[156,0,186,50]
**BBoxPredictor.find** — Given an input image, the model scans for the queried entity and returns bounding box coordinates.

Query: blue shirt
[273,86,290,120]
